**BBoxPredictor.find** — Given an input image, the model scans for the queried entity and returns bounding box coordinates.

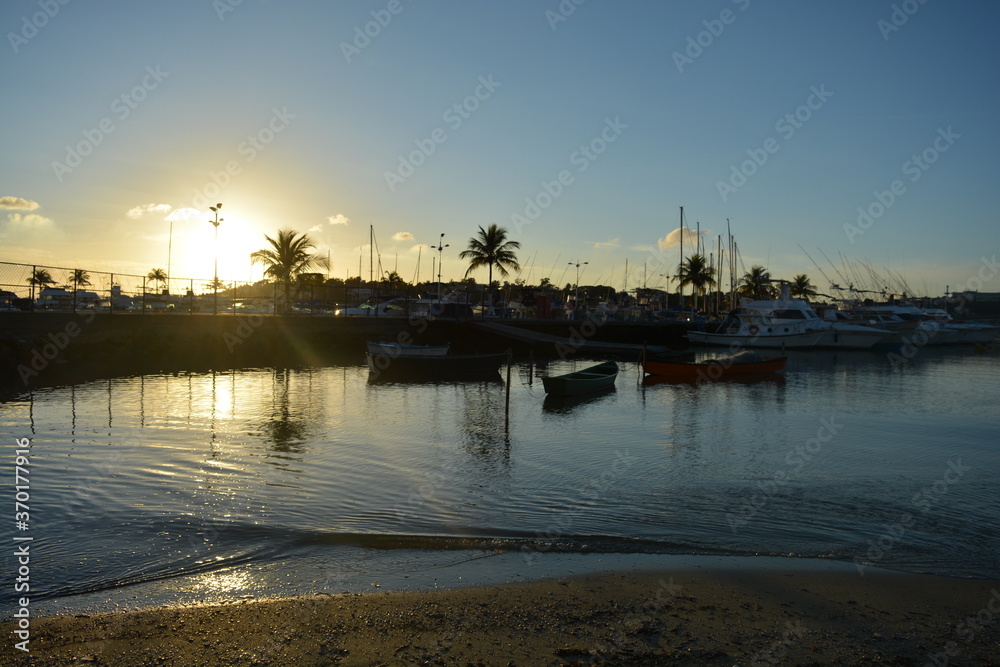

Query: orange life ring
[748,325,760,335]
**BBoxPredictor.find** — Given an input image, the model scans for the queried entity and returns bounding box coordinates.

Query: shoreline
[6,561,999,666]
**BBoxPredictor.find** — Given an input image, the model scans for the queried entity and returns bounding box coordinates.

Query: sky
[1,0,998,298]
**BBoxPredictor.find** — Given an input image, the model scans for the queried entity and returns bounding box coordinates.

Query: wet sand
[4,567,999,666]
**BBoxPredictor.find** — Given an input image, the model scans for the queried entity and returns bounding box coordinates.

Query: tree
[71,269,91,288]
[205,277,228,292]
[147,268,167,293]
[738,265,772,300]
[675,254,716,311]
[790,274,816,299]
[250,229,330,311]
[27,268,55,287]
[458,224,520,313]
[381,271,407,289]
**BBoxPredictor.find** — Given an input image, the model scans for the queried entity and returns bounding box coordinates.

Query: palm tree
[250,229,330,311]
[458,224,520,312]
[71,269,91,288]
[147,268,167,294]
[675,254,716,311]
[738,265,772,300]
[790,274,816,299]
[27,268,55,287]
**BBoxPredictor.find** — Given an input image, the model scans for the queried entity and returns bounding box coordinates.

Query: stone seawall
[0,312,690,391]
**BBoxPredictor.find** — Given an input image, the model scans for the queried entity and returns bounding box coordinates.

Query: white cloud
[328,213,349,226]
[657,226,707,251]
[5,213,52,226]
[392,231,414,241]
[0,196,40,210]
[594,237,620,249]
[165,208,203,222]
[127,203,173,219]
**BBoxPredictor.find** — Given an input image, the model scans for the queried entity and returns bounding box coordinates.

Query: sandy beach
[5,566,999,666]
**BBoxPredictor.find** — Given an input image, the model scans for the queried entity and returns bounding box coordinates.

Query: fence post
[110,273,114,314]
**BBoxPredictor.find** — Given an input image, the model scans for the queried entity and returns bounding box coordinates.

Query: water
[3,346,999,615]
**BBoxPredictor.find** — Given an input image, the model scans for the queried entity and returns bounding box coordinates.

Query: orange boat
[642,352,786,382]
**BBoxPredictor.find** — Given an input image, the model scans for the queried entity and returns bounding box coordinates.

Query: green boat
[541,361,619,396]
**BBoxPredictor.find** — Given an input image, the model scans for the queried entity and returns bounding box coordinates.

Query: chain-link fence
[0,261,362,315]
[0,261,494,317]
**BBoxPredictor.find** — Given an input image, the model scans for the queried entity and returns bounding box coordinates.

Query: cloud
[127,203,173,219]
[0,196,40,211]
[328,213,349,226]
[5,213,52,226]
[308,224,323,234]
[392,231,414,241]
[657,226,707,250]
[594,237,620,249]
[165,208,203,221]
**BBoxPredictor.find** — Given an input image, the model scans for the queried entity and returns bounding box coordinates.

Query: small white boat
[365,341,451,357]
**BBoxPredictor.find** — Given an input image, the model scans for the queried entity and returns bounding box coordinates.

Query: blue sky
[2,0,997,297]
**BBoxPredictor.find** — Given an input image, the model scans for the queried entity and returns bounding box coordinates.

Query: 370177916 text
[13,437,32,653]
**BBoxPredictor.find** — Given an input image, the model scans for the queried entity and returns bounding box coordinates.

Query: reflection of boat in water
[643,351,786,381]
[542,385,616,413]
[541,361,618,396]
[365,341,450,357]
[365,351,507,379]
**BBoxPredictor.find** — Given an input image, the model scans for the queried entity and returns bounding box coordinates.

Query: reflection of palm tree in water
[259,369,313,453]
[457,382,511,470]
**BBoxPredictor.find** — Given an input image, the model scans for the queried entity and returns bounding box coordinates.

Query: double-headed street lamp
[569,259,588,309]
[434,233,448,303]
[209,203,223,314]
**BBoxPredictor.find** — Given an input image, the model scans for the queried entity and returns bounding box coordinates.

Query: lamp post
[166,218,173,296]
[433,233,448,303]
[569,260,587,316]
[208,203,223,314]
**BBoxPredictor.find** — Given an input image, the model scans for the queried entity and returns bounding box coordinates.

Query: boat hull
[541,361,619,396]
[365,341,451,357]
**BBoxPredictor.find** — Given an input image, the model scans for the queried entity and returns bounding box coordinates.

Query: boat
[365,351,507,379]
[365,341,451,357]
[687,286,889,350]
[643,351,786,381]
[541,361,619,396]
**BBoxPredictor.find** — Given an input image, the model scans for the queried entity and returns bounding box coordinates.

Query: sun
[168,214,266,287]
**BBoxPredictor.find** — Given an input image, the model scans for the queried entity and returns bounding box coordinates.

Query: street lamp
[569,260,588,314]
[208,203,223,314]
[433,233,448,303]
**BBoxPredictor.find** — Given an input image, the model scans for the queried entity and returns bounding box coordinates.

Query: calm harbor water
[3,346,999,616]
